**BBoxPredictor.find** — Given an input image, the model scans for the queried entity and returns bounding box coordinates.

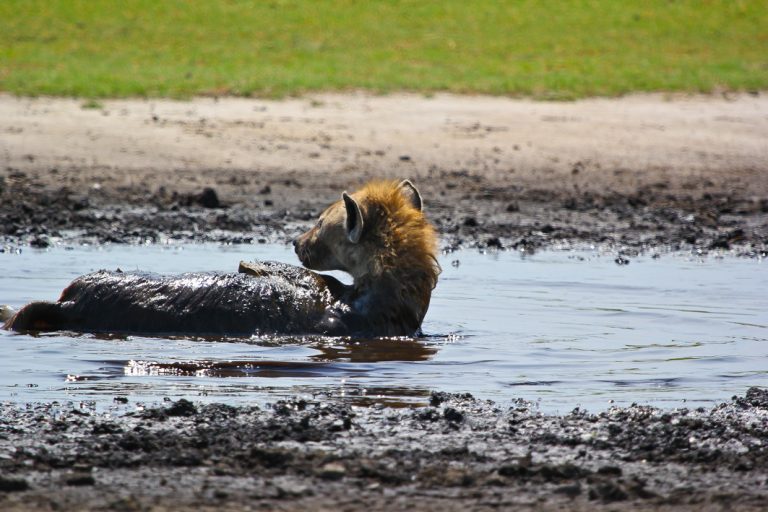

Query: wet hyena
[4,180,439,337]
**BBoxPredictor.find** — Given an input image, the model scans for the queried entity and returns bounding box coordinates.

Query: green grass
[80,99,104,109]
[1,0,766,99]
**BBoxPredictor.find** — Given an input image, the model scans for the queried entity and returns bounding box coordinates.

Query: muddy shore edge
[1,389,767,511]
[1,93,767,255]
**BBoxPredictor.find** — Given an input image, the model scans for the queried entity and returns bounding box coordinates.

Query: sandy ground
[1,93,768,511]
[1,92,767,252]
[2,92,767,181]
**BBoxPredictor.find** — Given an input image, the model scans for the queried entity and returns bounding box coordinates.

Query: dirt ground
[1,92,767,254]
[1,390,767,512]
[1,92,768,511]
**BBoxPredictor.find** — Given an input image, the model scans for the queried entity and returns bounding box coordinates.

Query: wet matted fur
[4,180,440,337]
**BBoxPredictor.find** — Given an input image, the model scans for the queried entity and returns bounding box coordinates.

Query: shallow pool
[1,243,765,413]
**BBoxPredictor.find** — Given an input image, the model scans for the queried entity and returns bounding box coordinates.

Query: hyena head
[293,179,437,281]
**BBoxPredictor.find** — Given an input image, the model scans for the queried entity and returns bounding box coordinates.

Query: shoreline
[1,389,766,511]
[1,92,767,255]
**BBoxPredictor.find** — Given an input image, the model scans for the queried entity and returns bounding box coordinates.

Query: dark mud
[1,167,767,257]
[2,94,767,510]
[1,389,767,511]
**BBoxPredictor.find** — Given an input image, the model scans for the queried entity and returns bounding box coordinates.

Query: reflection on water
[310,337,438,362]
[126,360,339,378]
[120,337,438,406]
[1,243,766,412]
[124,337,438,382]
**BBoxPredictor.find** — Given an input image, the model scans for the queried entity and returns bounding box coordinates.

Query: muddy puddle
[0,243,765,413]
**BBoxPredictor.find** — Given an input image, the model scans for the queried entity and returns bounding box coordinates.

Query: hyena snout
[292,236,303,262]
[294,226,341,272]
[293,232,308,264]
[293,227,318,267]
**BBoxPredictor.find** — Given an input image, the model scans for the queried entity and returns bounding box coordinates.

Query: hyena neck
[351,260,439,335]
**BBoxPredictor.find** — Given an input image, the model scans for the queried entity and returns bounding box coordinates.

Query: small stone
[444,407,464,423]
[555,482,582,497]
[597,465,623,476]
[65,474,95,486]
[589,482,629,502]
[167,398,197,417]
[30,236,50,249]
[196,187,220,208]
[318,462,346,480]
[486,237,503,249]
[0,476,29,492]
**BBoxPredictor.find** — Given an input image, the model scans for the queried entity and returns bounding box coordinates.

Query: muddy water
[0,244,765,412]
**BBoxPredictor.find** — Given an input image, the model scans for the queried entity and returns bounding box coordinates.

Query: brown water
[1,244,766,412]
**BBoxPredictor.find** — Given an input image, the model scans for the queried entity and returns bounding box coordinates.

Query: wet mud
[1,389,767,511]
[2,165,767,257]
[1,93,767,255]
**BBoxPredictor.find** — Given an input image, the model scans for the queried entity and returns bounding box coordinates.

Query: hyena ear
[342,192,364,244]
[398,179,423,211]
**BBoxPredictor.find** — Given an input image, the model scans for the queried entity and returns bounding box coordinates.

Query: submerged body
[4,180,440,337]
[6,262,349,336]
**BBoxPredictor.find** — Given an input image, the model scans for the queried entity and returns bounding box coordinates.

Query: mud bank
[2,94,767,511]
[1,93,767,254]
[0,389,766,511]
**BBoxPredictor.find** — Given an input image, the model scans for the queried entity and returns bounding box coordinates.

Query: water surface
[1,244,765,413]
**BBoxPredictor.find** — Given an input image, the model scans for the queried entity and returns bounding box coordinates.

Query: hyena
[3,180,440,337]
